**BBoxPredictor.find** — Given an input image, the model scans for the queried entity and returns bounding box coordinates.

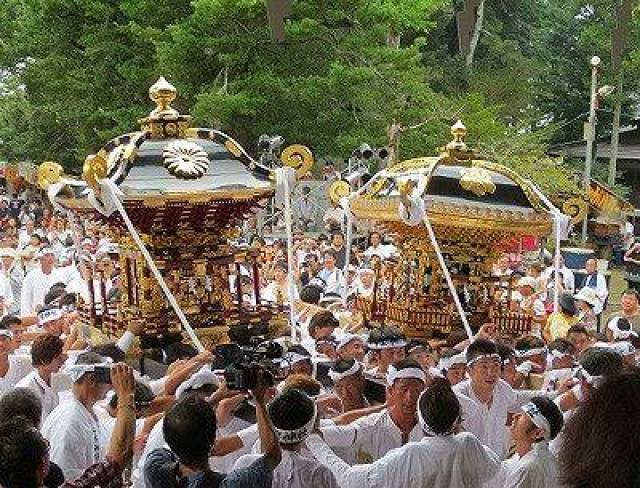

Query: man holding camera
[41,351,114,479]
[144,369,281,488]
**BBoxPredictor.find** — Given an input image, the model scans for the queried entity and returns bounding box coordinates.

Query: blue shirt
[144,448,272,488]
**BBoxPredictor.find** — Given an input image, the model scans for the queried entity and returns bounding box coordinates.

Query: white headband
[603,341,636,357]
[578,367,605,388]
[467,353,501,367]
[336,333,364,351]
[438,352,467,371]
[516,347,546,359]
[38,308,64,326]
[386,365,426,386]
[0,329,14,340]
[521,402,551,441]
[368,338,407,350]
[549,349,571,359]
[65,360,112,382]
[417,390,458,437]
[607,317,639,340]
[328,361,362,382]
[281,352,311,367]
[546,349,574,369]
[273,403,317,445]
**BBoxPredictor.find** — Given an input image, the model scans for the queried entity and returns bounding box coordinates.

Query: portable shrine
[348,122,556,338]
[37,77,312,348]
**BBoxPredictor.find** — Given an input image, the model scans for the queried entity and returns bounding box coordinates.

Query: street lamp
[581,56,614,242]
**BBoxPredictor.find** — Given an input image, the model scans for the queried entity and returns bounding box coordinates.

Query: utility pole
[582,56,600,243]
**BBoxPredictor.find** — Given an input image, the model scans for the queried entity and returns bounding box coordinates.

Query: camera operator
[41,352,114,479]
[144,369,281,488]
[0,363,137,488]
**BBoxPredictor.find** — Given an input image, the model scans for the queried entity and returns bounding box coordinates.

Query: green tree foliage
[0,0,192,169]
[0,0,638,199]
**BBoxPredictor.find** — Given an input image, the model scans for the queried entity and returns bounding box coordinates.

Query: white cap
[516,276,537,289]
[175,366,219,399]
[0,248,15,258]
[574,287,599,307]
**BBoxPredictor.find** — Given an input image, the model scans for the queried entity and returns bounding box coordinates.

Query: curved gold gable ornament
[328,180,352,206]
[280,144,314,179]
[37,161,64,190]
[459,166,496,197]
[562,197,589,225]
[83,154,109,193]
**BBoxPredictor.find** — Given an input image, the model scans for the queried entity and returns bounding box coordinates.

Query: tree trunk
[387,28,400,49]
[608,73,624,186]
[465,0,484,67]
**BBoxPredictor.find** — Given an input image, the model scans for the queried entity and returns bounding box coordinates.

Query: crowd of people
[0,184,640,488]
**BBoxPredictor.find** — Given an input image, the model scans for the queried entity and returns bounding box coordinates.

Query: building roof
[548,122,640,160]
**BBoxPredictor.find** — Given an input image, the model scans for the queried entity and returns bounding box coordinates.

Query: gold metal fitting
[148,76,179,119]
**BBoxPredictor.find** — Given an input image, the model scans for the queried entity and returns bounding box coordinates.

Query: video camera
[214,337,285,390]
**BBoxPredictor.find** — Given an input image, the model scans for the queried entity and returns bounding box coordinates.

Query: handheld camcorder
[214,337,284,390]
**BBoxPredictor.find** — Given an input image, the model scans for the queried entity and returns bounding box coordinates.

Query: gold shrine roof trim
[349,121,554,236]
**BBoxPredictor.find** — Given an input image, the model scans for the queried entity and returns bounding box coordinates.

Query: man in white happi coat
[0,265,14,318]
[319,358,426,463]
[41,351,113,479]
[20,247,68,315]
[498,397,564,488]
[15,333,68,422]
[453,339,553,461]
[0,247,23,316]
[234,389,338,488]
[0,328,32,396]
[307,378,500,488]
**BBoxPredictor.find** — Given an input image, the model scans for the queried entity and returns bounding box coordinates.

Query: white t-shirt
[0,272,14,311]
[261,281,298,305]
[364,244,397,260]
[320,409,423,464]
[453,379,541,460]
[42,397,109,479]
[543,266,575,294]
[316,268,343,295]
[15,370,59,421]
[0,354,33,396]
[500,442,560,488]
[20,266,69,315]
[234,449,338,488]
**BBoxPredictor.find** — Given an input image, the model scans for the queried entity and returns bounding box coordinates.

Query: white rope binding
[276,167,302,343]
